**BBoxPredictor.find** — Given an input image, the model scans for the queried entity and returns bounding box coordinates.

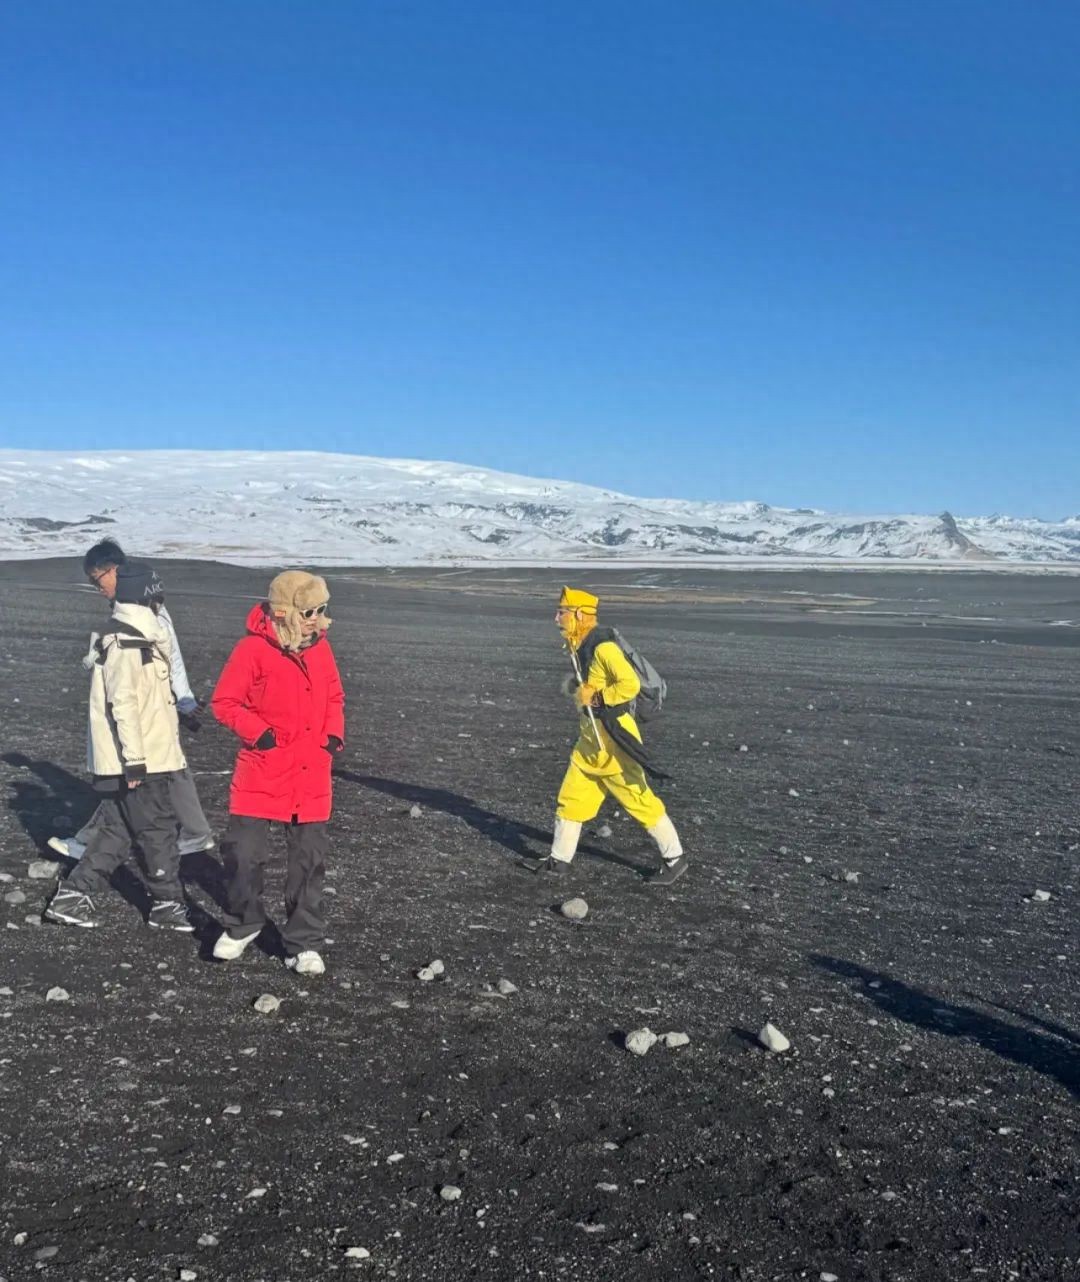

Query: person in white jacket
[46,540,214,862]
[45,561,193,931]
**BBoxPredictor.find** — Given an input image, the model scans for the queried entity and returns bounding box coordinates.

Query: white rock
[345,1246,371,1259]
[222,1105,241,1115]
[416,967,436,982]
[1032,889,1051,902]
[197,1234,219,1247]
[246,1187,267,1199]
[439,1184,462,1202]
[496,978,518,996]
[625,1027,658,1056]
[788,788,800,797]
[758,1022,791,1053]
[408,804,422,819]
[560,897,588,921]
[253,994,281,1014]
[27,861,57,880]
[0,872,13,882]
[45,986,70,1003]
[13,1231,27,1245]
[3,890,26,905]
[429,959,445,976]
[843,871,860,883]
[597,824,612,838]
[595,1182,619,1192]
[820,1273,839,1282]
[738,743,749,752]
[179,1270,198,1281]
[387,1152,405,1163]
[662,1031,690,1049]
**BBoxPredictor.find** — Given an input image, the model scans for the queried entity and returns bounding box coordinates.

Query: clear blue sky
[1,2,1076,518]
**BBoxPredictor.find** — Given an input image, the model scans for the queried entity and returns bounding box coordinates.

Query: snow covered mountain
[0,450,1077,566]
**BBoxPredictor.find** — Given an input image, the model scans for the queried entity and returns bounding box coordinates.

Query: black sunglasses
[300,603,328,619]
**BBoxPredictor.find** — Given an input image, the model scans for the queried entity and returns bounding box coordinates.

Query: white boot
[212,927,262,960]
[550,818,582,864]
[647,815,683,863]
[285,950,326,976]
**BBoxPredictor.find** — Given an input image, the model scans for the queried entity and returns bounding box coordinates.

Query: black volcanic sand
[0,559,1077,1282]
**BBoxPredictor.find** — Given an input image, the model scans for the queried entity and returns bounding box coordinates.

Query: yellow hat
[558,586,598,613]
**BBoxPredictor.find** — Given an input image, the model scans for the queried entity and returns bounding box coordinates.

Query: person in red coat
[210,571,345,975]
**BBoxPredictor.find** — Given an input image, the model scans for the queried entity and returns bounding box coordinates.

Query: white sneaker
[284,950,325,976]
[178,835,216,856]
[48,836,86,861]
[212,927,261,960]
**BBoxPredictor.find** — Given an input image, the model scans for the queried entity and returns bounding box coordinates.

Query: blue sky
[0,1,1076,518]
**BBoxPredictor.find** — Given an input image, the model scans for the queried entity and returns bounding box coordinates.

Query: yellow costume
[549,587,683,874]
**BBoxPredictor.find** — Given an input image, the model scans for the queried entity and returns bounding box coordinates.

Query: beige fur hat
[268,570,331,651]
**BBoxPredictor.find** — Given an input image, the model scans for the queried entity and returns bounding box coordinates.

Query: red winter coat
[211,603,345,823]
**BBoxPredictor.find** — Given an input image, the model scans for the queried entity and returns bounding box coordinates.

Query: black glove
[323,734,343,755]
[179,709,202,733]
[254,729,277,751]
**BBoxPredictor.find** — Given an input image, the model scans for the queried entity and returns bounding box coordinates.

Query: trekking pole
[569,645,604,751]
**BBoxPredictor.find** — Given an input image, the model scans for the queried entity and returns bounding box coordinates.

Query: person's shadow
[334,769,645,873]
[812,955,1080,1099]
[1,752,227,924]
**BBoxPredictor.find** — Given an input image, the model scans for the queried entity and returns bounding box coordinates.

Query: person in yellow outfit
[528,586,686,884]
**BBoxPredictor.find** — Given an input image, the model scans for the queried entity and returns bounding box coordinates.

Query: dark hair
[83,539,127,576]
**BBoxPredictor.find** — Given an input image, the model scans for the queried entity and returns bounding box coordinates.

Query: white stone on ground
[439,1185,462,1202]
[844,870,860,883]
[408,804,422,819]
[560,897,588,921]
[45,987,70,1003]
[429,959,445,976]
[662,1031,690,1048]
[197,1234,218,1247]
[758,1022,791,1053]
[27,861,56,880]
[345,1246,371,1259]
[416,967,436,982]
[1032,889,1051,902]
[625,1027,658,1056]
[252,994,281,1014]
[497,978,518,996]
[3,890,26,905]
[597,824,612,838]
[179,1270,197,1281]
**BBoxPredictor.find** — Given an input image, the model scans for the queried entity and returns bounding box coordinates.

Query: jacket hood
[112,601,168,645]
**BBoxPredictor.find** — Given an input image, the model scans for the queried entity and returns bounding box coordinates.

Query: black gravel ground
[0,559,1078,1282]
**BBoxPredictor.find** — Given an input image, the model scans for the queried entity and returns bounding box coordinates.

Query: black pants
[68,776,184,904]
[221,816,328,956]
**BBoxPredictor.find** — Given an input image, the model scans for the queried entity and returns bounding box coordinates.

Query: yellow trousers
[555,757,667,828]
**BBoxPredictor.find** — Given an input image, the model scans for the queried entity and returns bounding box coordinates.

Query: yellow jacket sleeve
[586,640,641,707]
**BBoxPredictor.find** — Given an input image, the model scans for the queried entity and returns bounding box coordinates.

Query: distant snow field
[0,449,1077,568]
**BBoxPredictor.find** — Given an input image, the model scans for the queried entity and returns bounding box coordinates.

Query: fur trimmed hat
[268,570,331,651]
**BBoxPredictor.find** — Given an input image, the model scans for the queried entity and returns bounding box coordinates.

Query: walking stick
[569,644,604,751]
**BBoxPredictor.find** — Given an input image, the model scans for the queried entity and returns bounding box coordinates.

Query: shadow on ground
[812,955,1080,1099]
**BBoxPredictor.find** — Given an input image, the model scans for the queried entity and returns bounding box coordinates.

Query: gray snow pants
[76,765,211,851]
[221,816,328,957]
[67,776,184,904]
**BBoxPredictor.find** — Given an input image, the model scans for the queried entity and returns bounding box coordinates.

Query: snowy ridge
[0,450,1077,566]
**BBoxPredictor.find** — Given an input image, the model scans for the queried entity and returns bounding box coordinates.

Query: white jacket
[87,602,187,782]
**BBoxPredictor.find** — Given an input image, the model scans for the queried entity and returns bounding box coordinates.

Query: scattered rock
[788,788,800,798]
[416,967,436,983]
[429,959,445,976]
[596,1182,619,1192]
[662,1031,690,1048]
[197,1234,219,1247]
[820,1273,839,1282]
[14,1231,27,1245]
[758,1022,791,1053]
[496,978,518,996]
[252,994,281,1014]
[3,890,26,905]
[439,1184,462,1202]
[246,1187,267,1199]
[27,861,57,880]
[45,986,70,1003]
[0,872,13,883]
[843,871,860,884]
[408,804,422,819]
[387,1152,405,1164]
[738,743,749,752]
[179,1270,198,1281]
[35,1245,59,1261]
[345,1246,371,1259]
[560,897,589,921]
[222,1105,241,1115]
[597,824,612,838]
[1031,889,1051,902]
[625,1027,658,1056]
